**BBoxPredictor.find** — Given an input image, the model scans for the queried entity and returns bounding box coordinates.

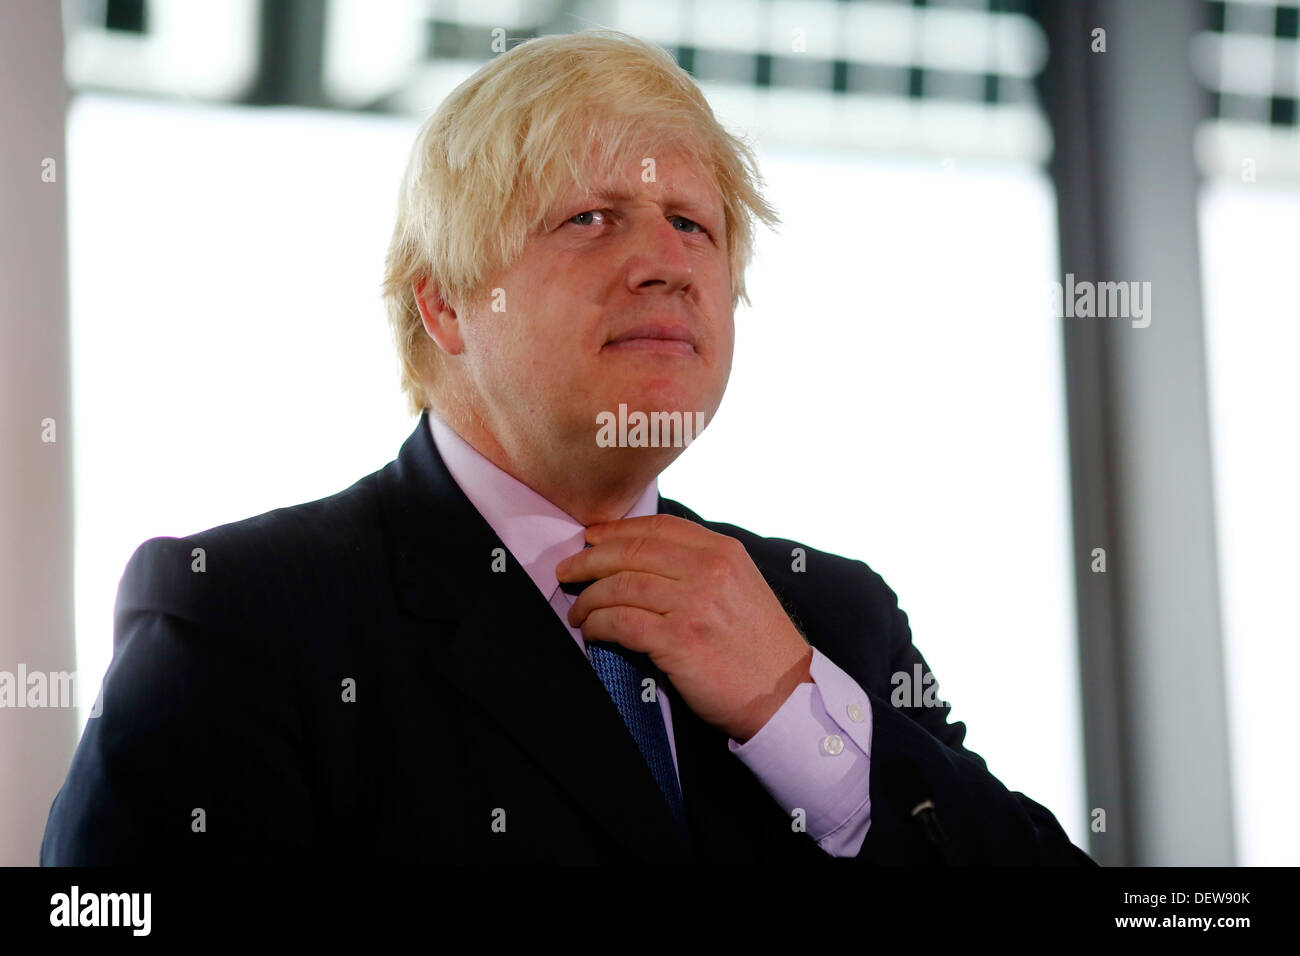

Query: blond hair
[380,28,780,416]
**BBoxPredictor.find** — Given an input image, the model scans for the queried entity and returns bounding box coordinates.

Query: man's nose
[624,214,695,294]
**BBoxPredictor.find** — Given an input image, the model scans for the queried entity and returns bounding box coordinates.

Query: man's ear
[413,276,465,356]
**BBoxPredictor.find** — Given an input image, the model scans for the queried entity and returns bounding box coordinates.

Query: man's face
[448,142,734,479]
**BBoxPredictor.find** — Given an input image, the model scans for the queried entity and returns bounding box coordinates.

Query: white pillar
[0,0,77,866]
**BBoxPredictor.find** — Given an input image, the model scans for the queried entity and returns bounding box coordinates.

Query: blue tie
[558,566,688,833]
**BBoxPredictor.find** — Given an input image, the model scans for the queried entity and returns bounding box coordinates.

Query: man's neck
[432,403,668,526]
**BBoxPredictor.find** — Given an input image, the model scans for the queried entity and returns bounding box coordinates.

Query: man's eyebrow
[557,186,721,216]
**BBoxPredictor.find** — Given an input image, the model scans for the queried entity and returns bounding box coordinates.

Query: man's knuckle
[706,551,731,578]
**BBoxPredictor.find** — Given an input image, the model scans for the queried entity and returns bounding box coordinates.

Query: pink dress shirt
[426,408,874,856]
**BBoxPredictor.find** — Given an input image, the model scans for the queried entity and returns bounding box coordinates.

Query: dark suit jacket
[41,411,1095,865]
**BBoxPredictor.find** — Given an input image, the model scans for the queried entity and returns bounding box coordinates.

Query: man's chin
[586,441,691,485]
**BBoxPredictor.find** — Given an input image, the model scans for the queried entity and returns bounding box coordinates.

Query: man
[41,29,1093,865]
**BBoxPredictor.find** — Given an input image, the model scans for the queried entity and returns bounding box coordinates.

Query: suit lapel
[376,412,693,863]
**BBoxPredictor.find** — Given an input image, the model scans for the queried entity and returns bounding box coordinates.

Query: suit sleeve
[40,538,317,865]
[845,565,1096,866]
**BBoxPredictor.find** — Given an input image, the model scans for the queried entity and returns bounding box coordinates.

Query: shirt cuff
[727,647,873,854]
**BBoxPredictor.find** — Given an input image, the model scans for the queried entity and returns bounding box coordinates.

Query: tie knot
[559,540,594,596]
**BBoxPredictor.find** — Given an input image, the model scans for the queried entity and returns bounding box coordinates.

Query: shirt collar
[426,407,659,602]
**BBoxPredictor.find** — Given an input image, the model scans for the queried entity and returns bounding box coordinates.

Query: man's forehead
[555,152,720,207]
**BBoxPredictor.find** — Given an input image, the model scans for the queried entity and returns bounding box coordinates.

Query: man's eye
[569,210,606,226]
[565,210,708,234]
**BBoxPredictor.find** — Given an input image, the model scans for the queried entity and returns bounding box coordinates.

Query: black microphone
[883,760,960,865]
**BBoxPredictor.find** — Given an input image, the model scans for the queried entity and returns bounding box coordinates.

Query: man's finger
[584,513,713,549]
[556,533,687,585]
[578,604,661,655]
[567,570,677,627]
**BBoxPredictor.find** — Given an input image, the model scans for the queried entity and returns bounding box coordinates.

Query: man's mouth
[603,323,698,355]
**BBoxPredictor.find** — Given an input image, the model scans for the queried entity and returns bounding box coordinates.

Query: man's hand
[556,514,814,742]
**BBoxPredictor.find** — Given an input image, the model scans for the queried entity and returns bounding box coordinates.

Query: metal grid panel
[1199,0,1299,125]
[413,0,1050,159]
[1194,0,1300,178]
[61,0,1052,160]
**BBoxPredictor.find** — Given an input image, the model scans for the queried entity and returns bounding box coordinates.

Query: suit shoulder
[115,469,386,636]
